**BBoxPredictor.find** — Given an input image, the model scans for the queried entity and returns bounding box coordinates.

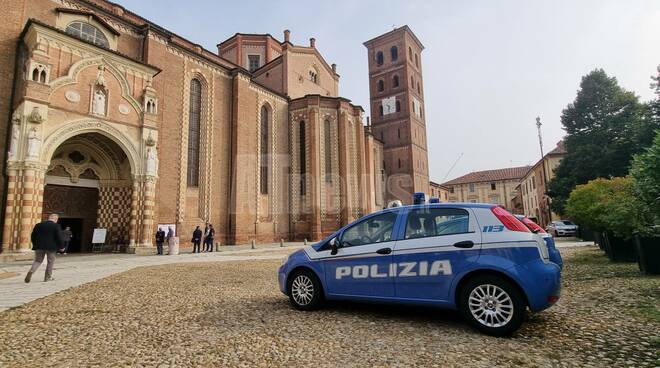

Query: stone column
[128,178,140,246]
[1,163,47,253]
[139,176,156,246]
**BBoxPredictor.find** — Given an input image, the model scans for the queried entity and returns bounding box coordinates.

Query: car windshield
[561,221,574,226]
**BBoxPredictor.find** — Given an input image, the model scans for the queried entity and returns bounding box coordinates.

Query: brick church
[0,0,428,254]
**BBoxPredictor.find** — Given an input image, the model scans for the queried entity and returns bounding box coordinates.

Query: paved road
[0,243,303,312]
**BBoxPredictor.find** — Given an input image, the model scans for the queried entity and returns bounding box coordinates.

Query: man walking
[62,226,73,255]
[191,226,202,253]
[155,227,165,255]
[205,224,215,252]
[25,213,64,283]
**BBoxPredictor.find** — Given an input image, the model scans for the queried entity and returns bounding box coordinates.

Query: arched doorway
[43,133,132,252]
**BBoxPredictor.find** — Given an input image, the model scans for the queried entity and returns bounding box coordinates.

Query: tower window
[410,76,414,87]
[390,46,398,61]
[415,54,419,68]
[395,100,401,112]
[408,46,413,59]
[392,75,399,88]
[376,51,384,66]
[398,158,401,168]
[491,182,496,190]
[379,105,383,117]
[377,79,384,92]
[248,55,261,72]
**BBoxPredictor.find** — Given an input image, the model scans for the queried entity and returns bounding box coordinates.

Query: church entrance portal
[41,133,132,252]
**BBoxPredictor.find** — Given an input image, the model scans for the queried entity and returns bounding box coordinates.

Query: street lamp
[536,117,553,226]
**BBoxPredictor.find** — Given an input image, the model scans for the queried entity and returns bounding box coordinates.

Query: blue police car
[278,203,562,336]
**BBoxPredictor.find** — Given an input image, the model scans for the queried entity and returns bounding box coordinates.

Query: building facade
[429,181,449,202]
[442,166,531,212]
[520,141,565,227]
[364,26,430,204]
[0,0,388,255]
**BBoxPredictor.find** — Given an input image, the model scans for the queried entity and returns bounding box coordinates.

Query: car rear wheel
[287,269,323,311]
[459,275,525,336]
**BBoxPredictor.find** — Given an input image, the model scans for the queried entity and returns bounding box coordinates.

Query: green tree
[548,69,654,214]
[630,130,660,227]
[565,177,640,239]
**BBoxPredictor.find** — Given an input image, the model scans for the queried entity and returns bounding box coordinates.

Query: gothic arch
[48,56,143,114]
[41,119,140,175]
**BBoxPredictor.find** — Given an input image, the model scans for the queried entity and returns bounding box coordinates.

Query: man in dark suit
[191,226,202,253]
[205,224,215,252]
[25,213,64,283]
[155,227,165,255]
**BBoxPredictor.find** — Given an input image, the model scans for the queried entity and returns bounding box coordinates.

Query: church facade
[0,0,429,254]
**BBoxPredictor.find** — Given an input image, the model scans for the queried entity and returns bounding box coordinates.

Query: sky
[119,0,660,183]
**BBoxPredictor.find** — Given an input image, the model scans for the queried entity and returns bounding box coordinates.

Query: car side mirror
[329,237,339,255]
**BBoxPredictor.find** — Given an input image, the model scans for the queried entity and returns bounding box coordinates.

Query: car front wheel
[287,269,323,311]
[459,275,526,336]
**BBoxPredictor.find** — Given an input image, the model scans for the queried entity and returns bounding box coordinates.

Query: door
[57,218,84,253]
[393,207,481,301]
[321,211,400,298]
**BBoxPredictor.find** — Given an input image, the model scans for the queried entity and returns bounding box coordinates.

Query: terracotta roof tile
[442,165,532,186]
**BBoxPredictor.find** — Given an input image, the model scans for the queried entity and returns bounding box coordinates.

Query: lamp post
[536,117,553,226]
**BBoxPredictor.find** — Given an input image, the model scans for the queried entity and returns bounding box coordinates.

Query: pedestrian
[155,227,165,255]
[62,226,73,255]
[24,213,64,283]
[166,227,174,255]
[205,224,215,252]
[191,225,202,253]
[202,224,209,252]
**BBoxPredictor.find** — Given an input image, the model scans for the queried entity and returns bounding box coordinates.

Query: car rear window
[405,208,469,240]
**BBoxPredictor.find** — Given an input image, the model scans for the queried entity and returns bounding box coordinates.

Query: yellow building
[429,181,449,202]
[442,166,531,212]
[520,142,566,227]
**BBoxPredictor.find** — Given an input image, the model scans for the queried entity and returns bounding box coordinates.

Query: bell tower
[364,26,429,203]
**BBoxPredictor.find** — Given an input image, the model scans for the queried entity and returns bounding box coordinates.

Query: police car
[278,203,562,336]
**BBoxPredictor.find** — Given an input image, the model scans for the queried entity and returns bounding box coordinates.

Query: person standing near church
[155,227,165,255]
[191,226,202,253]
[205,224,215,252]
[25,213,64,283]
[62,226,73,255]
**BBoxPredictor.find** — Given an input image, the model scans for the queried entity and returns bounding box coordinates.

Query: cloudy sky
[120,0,660,183]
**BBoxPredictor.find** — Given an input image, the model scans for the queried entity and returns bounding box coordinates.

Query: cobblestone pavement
[0,246,657,367]
[0,243,304,312]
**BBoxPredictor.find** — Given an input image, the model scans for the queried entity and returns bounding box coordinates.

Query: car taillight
[491,207,531,232]
[522,217,546,233]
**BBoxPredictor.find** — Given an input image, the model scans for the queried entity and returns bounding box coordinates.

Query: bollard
[280,239,284,247]
[304,238,308,246]
[251,240,255,249]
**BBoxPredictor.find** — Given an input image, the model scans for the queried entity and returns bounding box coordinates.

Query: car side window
[405,208,469,240]
[340,212,397,247]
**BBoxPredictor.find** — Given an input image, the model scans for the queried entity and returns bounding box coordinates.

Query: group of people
[154,227,174,255]
[153,224,215,255]
[24,213,70,283]
[191,224,215,253]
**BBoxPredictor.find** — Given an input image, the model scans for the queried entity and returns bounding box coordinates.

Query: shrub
[565,177,641,239]
[630,130,660,228]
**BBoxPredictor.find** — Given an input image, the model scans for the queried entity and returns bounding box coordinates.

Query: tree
[630,130,660,227]
[565,177,640,239]
[548,69,655,214]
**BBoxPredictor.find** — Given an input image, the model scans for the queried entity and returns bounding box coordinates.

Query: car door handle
[453,241,474,248]
[376,247,392,255]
